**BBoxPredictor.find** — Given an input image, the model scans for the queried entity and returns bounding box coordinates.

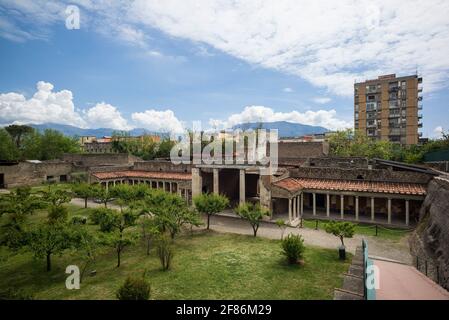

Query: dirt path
[70,198,413,264]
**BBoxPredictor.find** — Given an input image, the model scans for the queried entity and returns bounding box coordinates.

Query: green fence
[424,148,449,162]
[362,239,376,300]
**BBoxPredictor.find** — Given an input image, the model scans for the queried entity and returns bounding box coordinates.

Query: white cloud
[132,109,184,133]
[4,1,449,95]
[210,105,351,131]
[84,102,131,130]
[433,126,444,138]
[283,87,293,93]
[0,81,86,127]
[312,97,332,104]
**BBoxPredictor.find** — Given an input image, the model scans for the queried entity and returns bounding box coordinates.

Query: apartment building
[354,74,423,145]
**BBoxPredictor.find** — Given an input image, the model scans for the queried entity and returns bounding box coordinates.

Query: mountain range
[23,121,328,138]
[232,121,328,137]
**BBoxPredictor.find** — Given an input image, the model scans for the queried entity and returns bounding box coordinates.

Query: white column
[371,197,375,221]
[169,182,173,193]
[213,168,219,194]
[293,197,297,220]
[405,200,410,226]
[297,195,300,219]
[113,180,116,186]
[288,198,292,222]
[239,169,245,204]
[300,193,304,216]
[387,198,392,224]
[355,196,359,221]
[312,193,316,216]
[191,168,202,198]
[326,194,330,217]
[340,195,344,219]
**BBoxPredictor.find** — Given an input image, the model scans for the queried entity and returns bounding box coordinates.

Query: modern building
[354,74,423,145]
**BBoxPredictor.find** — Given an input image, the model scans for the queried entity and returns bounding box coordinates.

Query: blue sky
[1,1,448,137]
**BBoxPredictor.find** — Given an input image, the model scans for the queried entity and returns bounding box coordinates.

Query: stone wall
[410,176,449,290]
[0,161,73,188]
[278,141,328,160]
[133,160,191,173]
[307,157,369,169]
[61,153,133,167]
[289,166,432,184]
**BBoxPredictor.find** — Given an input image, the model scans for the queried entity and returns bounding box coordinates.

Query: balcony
[388,86,399,92]
[388,114,400,118]
[418,113,423,119]
[389,128,406,136]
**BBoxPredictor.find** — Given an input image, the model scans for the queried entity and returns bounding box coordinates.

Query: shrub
[116,276,151,300]
[47,205,68,223]
[157,235,173,271]
[89,208,114,226]
[70,215,87,225]
[281,234,305,264]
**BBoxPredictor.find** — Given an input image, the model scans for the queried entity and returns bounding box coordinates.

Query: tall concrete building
[354,74,423,145]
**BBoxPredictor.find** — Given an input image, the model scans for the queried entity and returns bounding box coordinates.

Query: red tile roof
[273,177,426,196]
[92,170,191,181]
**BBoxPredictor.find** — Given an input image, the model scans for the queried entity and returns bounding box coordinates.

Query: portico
[272,177,426,227]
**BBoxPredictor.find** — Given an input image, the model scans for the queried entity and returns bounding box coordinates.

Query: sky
[0,0,448,137]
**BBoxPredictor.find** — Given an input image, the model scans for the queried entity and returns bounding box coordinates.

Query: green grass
[302,219,410,242]
[0,205,350,300]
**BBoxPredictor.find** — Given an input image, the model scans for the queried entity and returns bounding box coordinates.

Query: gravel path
[70,198,413,264]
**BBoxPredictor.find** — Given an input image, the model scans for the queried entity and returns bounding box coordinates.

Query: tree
[71,226,100,282]
[138,214,159,255]
[40,185,72,223]
[96,188,115,208]
[27,222,74,271]
[98,208,138,267]
[72,183,100,208]
[0,187,45,249]
[193,193,229,230]
[275,219,287,240]
[0,128,18,161]
[235,202,270,237]
[39,129,81,160]
[156,234,173,271]
[142,190,202,239]
[4,125,33,149]
[324,221,355,248]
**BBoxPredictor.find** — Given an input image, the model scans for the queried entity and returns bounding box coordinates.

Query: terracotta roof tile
[92,170,191,181]
[273,177,426,196]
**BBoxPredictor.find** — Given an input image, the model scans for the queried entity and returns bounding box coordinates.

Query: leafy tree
[116,275,151,300]
[39,129,81,160]
[72,183,100,208]
[0,128,18,161]
[71,226,100,282]
[98,208,138,267]
[193,193,229,230]
[0,187,45,249]
[281,234,305,264]
[4,125,33,149]
[324,221,355,247]
[96,188,115,208]
[156,234,173,271]
[27,222,74,271]
[142,190,202,239]
[138,214,159,255]
[235,202,270,237]
[40,185,72,207]
[110,184,138,210]
[155,138,176,159]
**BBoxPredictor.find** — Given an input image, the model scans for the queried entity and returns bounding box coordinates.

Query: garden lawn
[0,230,350,300]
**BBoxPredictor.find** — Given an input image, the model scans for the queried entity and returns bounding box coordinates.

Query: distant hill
[232,121,328,138]
[29,123,168,138]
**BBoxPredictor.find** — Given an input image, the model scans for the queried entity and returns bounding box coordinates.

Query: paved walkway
[374,259,449,300]
[70,198,413,264]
